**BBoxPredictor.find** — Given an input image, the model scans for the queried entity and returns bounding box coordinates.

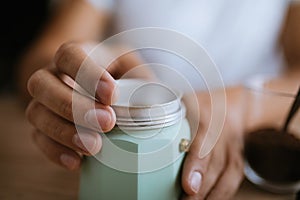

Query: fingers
[54,42,117,104]
[26,100,102,155]
[32,129,81,170]
[195,149,226,199]
[27,68,116,132]
[182,133,244,200]
[181,153,208,196]
[181,131,210,196]
[206,143,244,200]
[182,146,226,200]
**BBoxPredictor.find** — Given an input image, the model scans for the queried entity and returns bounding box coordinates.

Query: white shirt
[88,0,291,89]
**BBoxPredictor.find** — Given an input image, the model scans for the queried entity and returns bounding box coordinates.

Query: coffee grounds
[244,128,300,183]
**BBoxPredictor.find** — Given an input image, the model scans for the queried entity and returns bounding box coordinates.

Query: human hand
[25,42,147,170]
[181,88,245,200]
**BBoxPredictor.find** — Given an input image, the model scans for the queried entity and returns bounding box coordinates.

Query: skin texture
[18,0,300,199]
[181,88,245,200]
[17,0,109,103]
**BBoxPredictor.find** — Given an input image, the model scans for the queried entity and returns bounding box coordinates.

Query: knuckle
[25,101,40,125]
[59,98,73,121]
[27,69,46,97]
[188,151,201,162]
[186,153,208,173]
[188,141,202,159]
[54,42,81,70]
[187,146,206,165]
[51,124,65,142]
[50,122,76,144]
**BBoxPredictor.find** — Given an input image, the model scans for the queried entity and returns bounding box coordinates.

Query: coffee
[244,128,300,183]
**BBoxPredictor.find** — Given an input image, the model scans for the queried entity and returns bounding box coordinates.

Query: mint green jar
[79,79,191,200]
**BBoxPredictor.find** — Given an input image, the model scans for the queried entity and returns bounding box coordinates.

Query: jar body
[79,118,191,200]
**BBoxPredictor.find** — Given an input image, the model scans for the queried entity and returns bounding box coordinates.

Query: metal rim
[244,161,300,194]
[112,79,184,129]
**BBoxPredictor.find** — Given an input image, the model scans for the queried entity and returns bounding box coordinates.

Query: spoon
[282,86,300,132]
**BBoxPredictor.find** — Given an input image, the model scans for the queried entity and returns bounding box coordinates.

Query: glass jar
[243,75,300,193]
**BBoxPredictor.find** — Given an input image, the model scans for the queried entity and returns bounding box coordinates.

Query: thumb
[181,132,210,195]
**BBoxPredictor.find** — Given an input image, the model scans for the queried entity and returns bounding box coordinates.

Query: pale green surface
[80,153,184,200]
[79,119,191,200]
[80,146,138,200]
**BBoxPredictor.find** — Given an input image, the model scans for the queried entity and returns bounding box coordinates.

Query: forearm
[16,0,109,103]
[280,65,300,92]
[272,2,300,94]
[281,3,300,66]
[184,66,299,136]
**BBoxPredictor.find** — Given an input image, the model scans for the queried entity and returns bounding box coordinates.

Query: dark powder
[244,128,300,183]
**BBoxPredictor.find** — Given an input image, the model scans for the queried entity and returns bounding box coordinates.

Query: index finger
[54,42,117,105]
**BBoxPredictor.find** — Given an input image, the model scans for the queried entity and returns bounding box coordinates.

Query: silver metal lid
[112,79,185,130]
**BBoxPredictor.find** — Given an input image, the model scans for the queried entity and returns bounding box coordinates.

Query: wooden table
[0,95,295,200]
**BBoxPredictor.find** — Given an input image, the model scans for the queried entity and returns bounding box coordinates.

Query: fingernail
[190,171,202,193]
[60,154,79,170]
[73,133,99,154]
[84,109,113,131]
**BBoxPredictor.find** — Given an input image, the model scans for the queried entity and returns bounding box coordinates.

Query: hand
[181,88,245,200]
[25,42,148,170]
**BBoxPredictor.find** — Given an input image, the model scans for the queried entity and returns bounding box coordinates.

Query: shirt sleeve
[86,0,116,12]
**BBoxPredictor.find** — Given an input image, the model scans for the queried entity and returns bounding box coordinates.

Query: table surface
[0,95,296,200]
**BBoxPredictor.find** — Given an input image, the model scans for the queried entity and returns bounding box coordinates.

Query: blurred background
[0,1,50,93]
[0,1,297,199]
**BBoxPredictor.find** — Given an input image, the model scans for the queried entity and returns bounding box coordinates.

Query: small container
[79,79,191,200]
[243,75,300,194]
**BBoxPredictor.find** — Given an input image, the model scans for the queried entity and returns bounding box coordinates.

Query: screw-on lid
[112,79,185,130]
